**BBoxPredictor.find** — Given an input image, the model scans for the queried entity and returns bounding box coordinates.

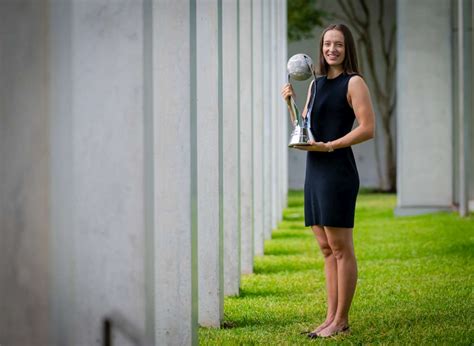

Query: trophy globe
[287,53,314,81]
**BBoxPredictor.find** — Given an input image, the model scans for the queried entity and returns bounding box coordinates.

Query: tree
[287,0,328,42]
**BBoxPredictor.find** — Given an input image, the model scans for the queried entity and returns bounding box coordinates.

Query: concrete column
[48,2,75,344]
[395,0,453,215]
[0,1,50,344]
[48,1,77,344]
[223,0,240,296]
[469,2,474,212]
[270,0,279,229]
[280,0,289,210]
[239,0,254,274]
[153,0,197,343]
[262,0,272,240]
[275,0,282,222]
[252,0,264,256]
[196,0,223,327]
[49,1,148,345]
[276,0,284,222]
[276,0,285,219]
[456,0,472,216]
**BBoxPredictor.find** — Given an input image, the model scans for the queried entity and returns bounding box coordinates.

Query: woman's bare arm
[329,76,375,149]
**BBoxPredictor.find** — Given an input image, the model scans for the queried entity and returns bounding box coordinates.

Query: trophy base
[288,125,315,148]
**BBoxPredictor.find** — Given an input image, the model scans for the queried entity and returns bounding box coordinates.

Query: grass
[199,191,474,345]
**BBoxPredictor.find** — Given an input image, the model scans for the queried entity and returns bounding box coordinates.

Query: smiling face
[322,29,345,68]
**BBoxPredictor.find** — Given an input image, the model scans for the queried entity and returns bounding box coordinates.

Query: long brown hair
[317,24,360,76]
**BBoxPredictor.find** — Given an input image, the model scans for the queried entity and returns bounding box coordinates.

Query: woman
[281,24,375,339]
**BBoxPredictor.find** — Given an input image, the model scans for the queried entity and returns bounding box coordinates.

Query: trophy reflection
[286,53,317,148]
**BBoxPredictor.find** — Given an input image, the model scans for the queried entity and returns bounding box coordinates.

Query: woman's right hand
[280,83,295,103]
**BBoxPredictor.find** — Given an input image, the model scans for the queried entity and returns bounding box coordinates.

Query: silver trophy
[286,53,317,147]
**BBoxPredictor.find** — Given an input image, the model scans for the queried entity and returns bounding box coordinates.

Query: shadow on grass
[220,310,310,329]
[253,266,316,275]
[270,231,309,240]
[264,247,305,256]
[442,242,474,258]
[282,215,304,222]
[254,258,321,274]
[236,288,292,299]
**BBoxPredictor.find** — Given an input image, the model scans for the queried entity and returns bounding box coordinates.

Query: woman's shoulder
[346,72,364,81]
[347,73,369,94]
[346,73,366,86]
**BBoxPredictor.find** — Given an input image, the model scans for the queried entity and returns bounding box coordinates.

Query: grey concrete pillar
[153,0,198,343]
[262,0,272,240]
[280,0,289,210]
[469,2,474,212]
[0,1,50,344]
[252,0,265,256]
[276,0,285,220]
[197,0,223,327]
[270,0,279,229]
[395,0,454,215]
[456,0,472,216]
[239,0,254,274]
[48,3,75,344]
[48,1,148,345]
[277,0,285,223]
[275,0,282,222]
[223,0,241,296]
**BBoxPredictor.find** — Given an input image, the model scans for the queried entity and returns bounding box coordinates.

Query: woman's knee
[327,240,354,260]
[310,224,324,236]
[319,243,334,258]
[324,227,355,260]
[311,225,334,258]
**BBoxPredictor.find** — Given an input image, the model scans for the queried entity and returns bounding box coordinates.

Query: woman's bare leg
[310,225,338,333]
[317,226,357,337]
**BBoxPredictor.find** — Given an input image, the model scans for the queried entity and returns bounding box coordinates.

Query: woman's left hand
[293,140,330,152]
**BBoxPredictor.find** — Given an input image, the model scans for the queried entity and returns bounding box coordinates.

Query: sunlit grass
[199,191,474,344]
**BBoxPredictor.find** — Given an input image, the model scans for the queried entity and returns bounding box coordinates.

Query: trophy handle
[286,74,300,127]
[286,97,300,127]
[304,74,317,128]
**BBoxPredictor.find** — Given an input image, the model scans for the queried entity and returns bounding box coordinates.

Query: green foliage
[199,191,474,344]
[287,0,328,42]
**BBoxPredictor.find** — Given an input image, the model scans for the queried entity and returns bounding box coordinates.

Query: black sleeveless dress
[304,72,360,228]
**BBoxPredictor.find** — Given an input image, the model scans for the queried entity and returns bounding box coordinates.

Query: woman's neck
[327,66,344,79]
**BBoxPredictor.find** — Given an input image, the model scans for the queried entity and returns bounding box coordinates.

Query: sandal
[311,325,350,339]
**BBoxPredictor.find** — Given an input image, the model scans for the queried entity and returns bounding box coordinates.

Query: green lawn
[199,191,474,344]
